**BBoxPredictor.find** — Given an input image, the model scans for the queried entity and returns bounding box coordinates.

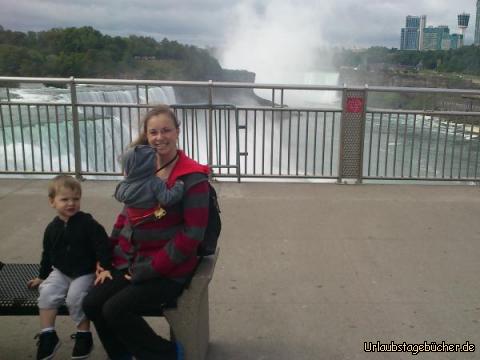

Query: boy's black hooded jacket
[38,211,112,279]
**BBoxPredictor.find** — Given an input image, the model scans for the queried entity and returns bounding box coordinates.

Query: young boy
[27,175,112,360]
[114,144,184,211]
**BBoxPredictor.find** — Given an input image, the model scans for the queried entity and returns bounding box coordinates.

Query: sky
[0,0,478,83]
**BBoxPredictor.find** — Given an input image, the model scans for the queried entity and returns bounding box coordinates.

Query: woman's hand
[124,266,132,281]
[94,270,113,285]
[27,277,43,288]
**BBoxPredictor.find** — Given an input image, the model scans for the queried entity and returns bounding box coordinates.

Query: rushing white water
[249,70,341,108]
[75,86,176,105]
[6,85,175,106]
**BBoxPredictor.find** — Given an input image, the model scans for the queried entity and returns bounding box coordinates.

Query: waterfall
[76,85,176,105]
[0,85,176,174]
[302,71,340,105]
[253,70,341,108]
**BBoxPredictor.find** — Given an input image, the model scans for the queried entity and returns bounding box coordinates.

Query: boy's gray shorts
[38,267,95,325]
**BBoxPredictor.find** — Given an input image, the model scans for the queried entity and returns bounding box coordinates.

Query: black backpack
[197,183,221,256]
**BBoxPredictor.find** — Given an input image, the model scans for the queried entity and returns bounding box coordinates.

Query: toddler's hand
[27,277,43,288]
[174,179,184,190]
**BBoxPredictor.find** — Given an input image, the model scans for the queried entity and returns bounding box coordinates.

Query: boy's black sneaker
[35,330,61,360]
[70,332,93,359]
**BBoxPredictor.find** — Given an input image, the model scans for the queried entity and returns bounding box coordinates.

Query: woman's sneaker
[35,330,61,360]
[70,332,93,359]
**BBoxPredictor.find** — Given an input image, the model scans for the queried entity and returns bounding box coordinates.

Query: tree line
[332,45,480,75]
[0,25,225,80]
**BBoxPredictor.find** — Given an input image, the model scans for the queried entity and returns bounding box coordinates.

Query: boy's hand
[95,261,105,277]
[27,277,43,288]
[94,270,112,286]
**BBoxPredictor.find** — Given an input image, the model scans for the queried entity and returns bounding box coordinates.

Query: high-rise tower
[418,15,427,50]
[475,0,480,45]
[401,15,421,50]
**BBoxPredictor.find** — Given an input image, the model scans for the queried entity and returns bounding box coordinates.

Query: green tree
[0,25,246,80]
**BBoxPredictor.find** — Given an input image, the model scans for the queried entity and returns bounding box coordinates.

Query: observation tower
[457,12,470,46]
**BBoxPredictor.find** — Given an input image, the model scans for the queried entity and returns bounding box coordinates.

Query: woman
[83,105,210,360]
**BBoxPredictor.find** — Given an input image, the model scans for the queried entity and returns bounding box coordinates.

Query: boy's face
[49,187,81,222]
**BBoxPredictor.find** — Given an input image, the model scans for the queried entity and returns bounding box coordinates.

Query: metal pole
[69,77,83,180]
[337,86,346,183]
[235,108,241,182]
[208,80,213,179]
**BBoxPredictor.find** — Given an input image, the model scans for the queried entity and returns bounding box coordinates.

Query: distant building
[401,28,419,50]
[475,0,480,45]
[400,15,422,50]
[401,8,475,50]
[418,15,427,50]
[449,33,464,49]
[423,26,450,50]
[406,15,420,28]
[439,26,451,50]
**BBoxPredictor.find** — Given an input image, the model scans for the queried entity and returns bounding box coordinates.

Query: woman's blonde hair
[130,104,180,147]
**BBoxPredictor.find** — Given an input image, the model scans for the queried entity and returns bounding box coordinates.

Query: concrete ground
[0,179,479,360]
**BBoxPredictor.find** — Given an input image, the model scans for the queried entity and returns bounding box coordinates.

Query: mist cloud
[221,0,331,83]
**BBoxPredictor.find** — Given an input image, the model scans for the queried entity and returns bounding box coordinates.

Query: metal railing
[0,76,479,183]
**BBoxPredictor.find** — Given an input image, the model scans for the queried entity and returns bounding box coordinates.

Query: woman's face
[146,113,179,157]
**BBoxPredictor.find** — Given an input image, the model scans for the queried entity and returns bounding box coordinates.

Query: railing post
[69,77,83,180]
[208,80,213,179]
[338,86,367,184]
[235,108,241,182]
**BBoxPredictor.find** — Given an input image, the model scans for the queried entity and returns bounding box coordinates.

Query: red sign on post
[346,97,364,113]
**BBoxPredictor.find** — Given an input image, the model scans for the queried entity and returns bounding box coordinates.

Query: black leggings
[82,269,184,360]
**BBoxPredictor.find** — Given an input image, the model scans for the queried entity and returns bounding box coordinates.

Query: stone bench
[0,248,219,360]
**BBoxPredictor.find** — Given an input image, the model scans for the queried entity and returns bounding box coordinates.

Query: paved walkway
[0,179,479,359]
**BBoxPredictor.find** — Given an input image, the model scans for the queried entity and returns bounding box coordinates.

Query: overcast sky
[1,0,478,82]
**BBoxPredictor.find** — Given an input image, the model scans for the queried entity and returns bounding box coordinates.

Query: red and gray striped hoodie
[110,150,210,283]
